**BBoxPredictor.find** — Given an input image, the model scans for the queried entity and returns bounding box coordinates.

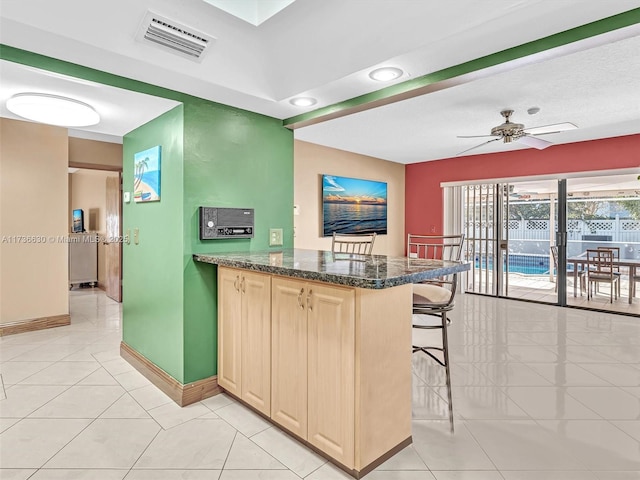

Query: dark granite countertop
[193,249,470,289]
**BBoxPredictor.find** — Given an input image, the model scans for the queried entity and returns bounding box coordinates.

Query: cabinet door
[218,267,242,395]
[307,282,355,467]
[241,271,271,415]
[271,277,308,438]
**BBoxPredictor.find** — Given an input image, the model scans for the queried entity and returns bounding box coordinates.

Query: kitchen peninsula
[194,249,469,478]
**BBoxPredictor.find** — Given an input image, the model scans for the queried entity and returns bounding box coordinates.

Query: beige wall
[294,140,405,256]
[70,169,119,288]
[0,118,69,325]
[69,137,122,169]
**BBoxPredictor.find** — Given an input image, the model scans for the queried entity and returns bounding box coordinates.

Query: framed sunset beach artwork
[322,174,387,236]
[134,145,161,203]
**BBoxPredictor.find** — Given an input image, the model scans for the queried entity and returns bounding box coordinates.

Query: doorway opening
[68,166,123,303]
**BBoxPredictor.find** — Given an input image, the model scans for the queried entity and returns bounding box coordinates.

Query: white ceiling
[0,61,180,142]
[1,0,639,161]
[297,31,640,163]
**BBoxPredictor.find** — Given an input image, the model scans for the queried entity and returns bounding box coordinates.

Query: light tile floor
[1,288,639,479]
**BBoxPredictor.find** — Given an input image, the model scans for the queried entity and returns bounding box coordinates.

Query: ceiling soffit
[284,8,640,129]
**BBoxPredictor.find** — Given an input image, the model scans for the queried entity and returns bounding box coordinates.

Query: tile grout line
[124,423,164,475]
[219,430,238,475]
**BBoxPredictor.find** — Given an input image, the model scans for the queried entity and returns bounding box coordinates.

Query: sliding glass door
[504,179,563,304]
[458,172,640,315]
[462,180,564,305]
[566,174,640,314]
[463,184,500,296]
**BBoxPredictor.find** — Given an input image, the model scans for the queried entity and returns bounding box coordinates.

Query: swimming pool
[475,254,551,275]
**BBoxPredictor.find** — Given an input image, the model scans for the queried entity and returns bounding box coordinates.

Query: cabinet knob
[297,288,305,309]
[307,289,313,311]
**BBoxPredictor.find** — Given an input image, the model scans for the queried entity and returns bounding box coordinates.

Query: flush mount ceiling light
[368,67,403,82]
[289,97,317,107]
[6,93,100,127]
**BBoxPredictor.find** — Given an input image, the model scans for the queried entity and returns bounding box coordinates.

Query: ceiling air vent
[136,11,215,62]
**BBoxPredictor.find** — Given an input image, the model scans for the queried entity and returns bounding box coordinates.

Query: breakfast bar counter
[194,249,469,478]
[194,248,468,289]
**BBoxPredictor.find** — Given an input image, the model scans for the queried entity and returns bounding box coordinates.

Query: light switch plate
[269,228,283,246]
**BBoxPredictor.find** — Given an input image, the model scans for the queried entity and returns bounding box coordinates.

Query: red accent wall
[405,134,640,238]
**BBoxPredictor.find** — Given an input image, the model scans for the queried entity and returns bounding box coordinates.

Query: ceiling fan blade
[518,134,554,150]
[526,130,566,136]
[456,138,501,156]
[523,122,577,135]
[457,134,498,139]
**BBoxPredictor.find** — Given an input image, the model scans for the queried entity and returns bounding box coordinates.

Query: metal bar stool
[409,233,465,433]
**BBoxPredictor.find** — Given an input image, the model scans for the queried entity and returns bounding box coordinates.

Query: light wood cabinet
[218,267,413,476]
[271,276,355,465]
[217,267,242,396]
[306,282,355,467]
[271,277,308,438]
[217,267,271,415]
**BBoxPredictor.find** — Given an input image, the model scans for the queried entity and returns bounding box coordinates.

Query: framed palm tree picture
[133,145,161,203]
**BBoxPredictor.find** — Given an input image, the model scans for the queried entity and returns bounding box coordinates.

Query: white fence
[504,218,640,259]
[507,218,640,243]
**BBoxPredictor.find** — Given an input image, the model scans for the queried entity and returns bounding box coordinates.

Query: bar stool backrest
[407,234,465,261]
[331,232,376,254]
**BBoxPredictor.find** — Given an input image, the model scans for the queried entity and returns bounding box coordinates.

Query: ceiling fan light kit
[490,110,524,141]
[456,109,578,156]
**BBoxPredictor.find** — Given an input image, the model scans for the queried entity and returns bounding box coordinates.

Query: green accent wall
[124,101,292,385]
[123,106,185,381]
[181,101,293,383]
[1,45,293,385]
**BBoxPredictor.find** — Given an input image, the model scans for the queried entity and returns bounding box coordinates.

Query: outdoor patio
[498,272,640,316]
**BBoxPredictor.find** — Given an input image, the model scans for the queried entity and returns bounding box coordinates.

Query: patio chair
[550,245,585,295]
[597,246,621,297]
[586,249,619,303]
[631,270,640,302]
[409,233,465,433]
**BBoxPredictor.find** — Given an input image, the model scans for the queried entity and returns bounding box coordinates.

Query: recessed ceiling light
[6,93,100,127]
[289,97,317,107]
[368,67,403,82]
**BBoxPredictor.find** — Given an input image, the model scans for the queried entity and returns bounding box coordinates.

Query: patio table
[568,255,640,303]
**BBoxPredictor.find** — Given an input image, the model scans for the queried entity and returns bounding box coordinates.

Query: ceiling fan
[456,109,577,156]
